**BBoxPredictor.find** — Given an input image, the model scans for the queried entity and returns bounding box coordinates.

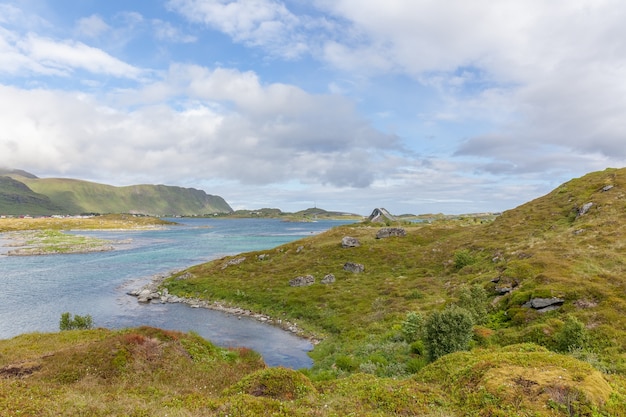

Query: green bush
[424,306,474,361]
[456,284,488,324]
[401,311,424,342]
[453,249,476,270]
[555,315,588,352]
[59,312,93,331]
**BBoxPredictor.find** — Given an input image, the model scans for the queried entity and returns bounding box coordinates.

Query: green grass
[3,167,626,415]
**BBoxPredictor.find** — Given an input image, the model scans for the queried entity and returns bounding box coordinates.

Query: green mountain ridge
[0,170,233,216]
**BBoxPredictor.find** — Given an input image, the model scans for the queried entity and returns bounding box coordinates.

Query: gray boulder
[522,297,565,313]
[376,227,406,239]
[321,273,336,284]
[343,262,364,273]
[341,236,360,248]
[578,202,593,216]
[289,275,315,287]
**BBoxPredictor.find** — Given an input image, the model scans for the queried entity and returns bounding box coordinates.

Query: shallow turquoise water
[0,218,352,368]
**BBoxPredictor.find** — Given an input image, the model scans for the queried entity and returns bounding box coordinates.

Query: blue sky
[1,0,625,215]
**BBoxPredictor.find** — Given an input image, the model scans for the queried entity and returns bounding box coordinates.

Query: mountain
[0,170,232,216]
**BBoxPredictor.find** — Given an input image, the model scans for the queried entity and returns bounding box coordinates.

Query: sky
[1,0,625,215]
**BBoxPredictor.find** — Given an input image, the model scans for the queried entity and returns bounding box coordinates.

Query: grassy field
[0,214,175,232]
[0,214,175,255]
[2,168,626,415]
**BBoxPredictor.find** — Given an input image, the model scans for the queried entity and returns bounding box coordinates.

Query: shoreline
[127,271,321,345]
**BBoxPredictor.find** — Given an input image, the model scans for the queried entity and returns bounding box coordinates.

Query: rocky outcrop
[522,297,565,313]
[289,275,315,287]
[376,227,406,239]
[343,262,364,273]
[341,236,360,248]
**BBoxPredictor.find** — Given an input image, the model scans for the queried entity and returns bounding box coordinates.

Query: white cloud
[152,19,197,43]
[0,64,401,189]
[75,14,110,38]
[20,34,144,78]
[0,24,145,79]
[166,0,311,58]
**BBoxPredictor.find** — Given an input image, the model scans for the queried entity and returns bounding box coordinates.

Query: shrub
[555,315,588,352]
[424,306,474,361]
[401,311,424,342]
[453,249,476,270]
[456,284,488,324]
[59,312,93,331]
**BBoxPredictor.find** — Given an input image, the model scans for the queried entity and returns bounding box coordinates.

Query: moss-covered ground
[2,168,626,415]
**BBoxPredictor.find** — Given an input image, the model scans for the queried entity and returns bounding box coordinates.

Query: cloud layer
[1,1,625,214]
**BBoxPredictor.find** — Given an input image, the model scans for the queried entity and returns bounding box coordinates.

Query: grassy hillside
[2,167,626,415]
[0,176,65,215]
[3,174,233,216]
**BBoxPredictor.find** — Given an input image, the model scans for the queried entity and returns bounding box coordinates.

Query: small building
[368,208,396,223]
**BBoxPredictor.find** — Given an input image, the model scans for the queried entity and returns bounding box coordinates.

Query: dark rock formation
[376,227,406,239]
[522,297,565,313]
[343,262,364,273]
[341,236,360,248]
[289,275,315,287]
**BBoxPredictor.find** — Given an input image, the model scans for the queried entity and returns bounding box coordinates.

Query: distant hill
[0,170,232,216]
[0,176,65,215]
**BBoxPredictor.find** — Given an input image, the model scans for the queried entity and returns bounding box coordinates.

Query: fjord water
[0,218,352,368]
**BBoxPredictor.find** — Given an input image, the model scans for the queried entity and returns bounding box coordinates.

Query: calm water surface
[0,218,353,368]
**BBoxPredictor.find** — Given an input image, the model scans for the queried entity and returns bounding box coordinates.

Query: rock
[341,236,360,248]
[258,254,269,260]
[176,272,193,280]
[522,297,565,313]
[296,245,304,253]
[321,273,335,284]
[578,202,593,216]
[137,289,159,303]
[289,274,315,287]
[602,185,614,192]
[221,256,246,269]
[375,227,406,239]
[343,262,364,273]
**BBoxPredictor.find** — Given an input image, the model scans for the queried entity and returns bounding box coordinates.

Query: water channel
[0,217,353,368]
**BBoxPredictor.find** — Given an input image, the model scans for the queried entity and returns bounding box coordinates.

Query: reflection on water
[0,218,353,368]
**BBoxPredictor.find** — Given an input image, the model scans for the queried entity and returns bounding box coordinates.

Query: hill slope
[0,176,65,215]
[2,167,626,415]
[1,172,232,216]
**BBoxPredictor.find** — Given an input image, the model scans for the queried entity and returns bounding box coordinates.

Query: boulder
[343,262,364,273]
[321,273,336,284]
[376,227,406,239]
[289,275,315,287]
[522,297,565,313]
[578,202,593,216]
[341,236,360,248]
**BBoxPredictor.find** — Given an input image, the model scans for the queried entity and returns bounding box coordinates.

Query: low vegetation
[2,168,626,415]
[0,213,174,232]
